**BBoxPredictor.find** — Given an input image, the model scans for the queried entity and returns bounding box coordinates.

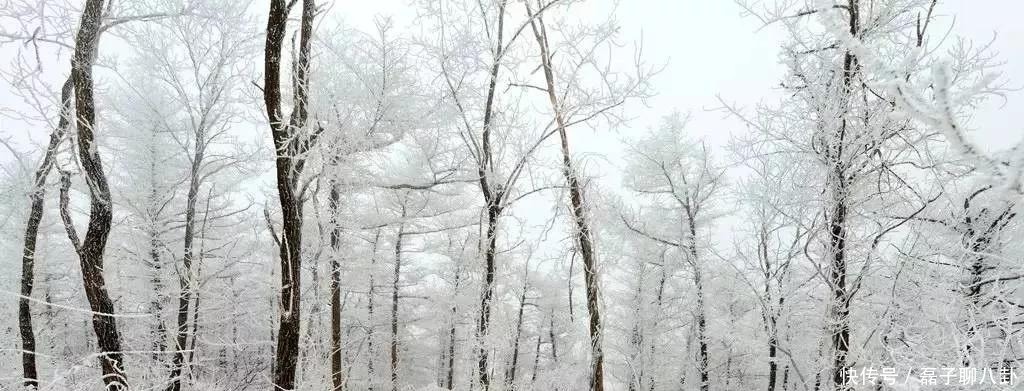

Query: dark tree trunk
[530,335,541,386]
[147,160,167,363]
[69,0,129,388]
[781,365,789,391]
[505,277,529,388]
[649,262,667,389]
[826,159,852,391]
[678,208,710,391]
[692,262,709,391]
[329,184,345,390]
[760,228,786,391]
[548,313,558,362]
[263,0,317,388]
[957,187,1015,366]
[443,265,462,390]
[476,200,501,390]
[367,230,381,391]
[186,199,211,380]
[525,7,605,390]
[826,3,858,390]
[390,224,405,391]
[186,266,202,376]
[628,280,644,391]
[18,77,72,389]
[167,113,207,391]
[473,2,508,389]
[767,323,779,391]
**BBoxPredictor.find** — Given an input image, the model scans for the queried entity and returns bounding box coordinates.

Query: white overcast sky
[322,0,1024,189]
[330,0,1024,135]
[2,0,1022,192]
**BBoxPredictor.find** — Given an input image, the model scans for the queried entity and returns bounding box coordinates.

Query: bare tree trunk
[691,256,709,391]
[18,77,72,389]
[263,0,317,388]
[149,225,167,362]
[329,184,345,390]
[781,365,789,391]
[474,3,508,389]
[766,309,780,391]
[368,230,381,391]
[826,3,859,388]
[69,0,128,387]
[628,276,644,391]
[650,262,667,390]
[548,313,558,362]
[761,227,782,391]
[826,178,851,391]
[505,276,529,388]
[390,223,405,391]
[186,196,212,380]
[530,335,541,386]
[525,7,605,389]
[186,273,201,376]
[567,253,575,323]
[443,265,462,390]
[956,188,1015,366]
[167,111,207,391]
[476,201,501,391]
[146,147,168,364]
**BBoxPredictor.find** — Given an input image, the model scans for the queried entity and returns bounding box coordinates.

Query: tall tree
[17,77,72,389]
[526,15,607,391]
[424,1,570,387]
[620,114,725,391]
[263,0,319,388]
[731,1,951,388]
[67,0,128,388]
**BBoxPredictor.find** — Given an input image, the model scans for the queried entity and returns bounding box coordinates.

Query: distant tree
[620,114,726,391]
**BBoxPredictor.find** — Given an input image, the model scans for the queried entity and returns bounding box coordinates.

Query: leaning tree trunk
[68,0,128,388]
[526,7,605,390]
[18,77,72,389]
[263,0,317,388]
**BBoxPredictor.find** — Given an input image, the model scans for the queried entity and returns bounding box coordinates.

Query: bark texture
[69,0,130,388]
[473,2,508,389]
[826,2,859,389]
[263,0,317,388]
[329,183,345,390]
[18,77,73,389]
[166,97,208,391]
[526,6,605,390]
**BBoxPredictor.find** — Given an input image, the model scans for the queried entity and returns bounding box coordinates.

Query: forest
[1,0,1022,390]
